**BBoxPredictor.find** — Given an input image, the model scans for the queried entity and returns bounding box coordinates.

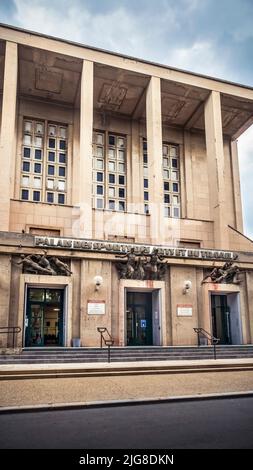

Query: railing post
[100,332,103,349]
[108,344,111,363]
[214,342,217,360]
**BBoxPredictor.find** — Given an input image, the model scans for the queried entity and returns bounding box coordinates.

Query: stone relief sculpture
[17,252,72,276]
[116,248,167,280]
[201,261,242,284]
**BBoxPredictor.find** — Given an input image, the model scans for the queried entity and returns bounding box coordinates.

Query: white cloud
[166,41,229,78]
[12,0,177,59]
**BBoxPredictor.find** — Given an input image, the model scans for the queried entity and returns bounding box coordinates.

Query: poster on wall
[177,304,193,317]
[87,300,106,315]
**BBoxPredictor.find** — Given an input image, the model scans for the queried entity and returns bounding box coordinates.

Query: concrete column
[204,91,229,249]
[230,140,243,232]
[79,60,93,238]
[0,42,18,231]
[0,255,11,347]
[183,130,194,219]
[72,108,80,206]
[146,76,164,243]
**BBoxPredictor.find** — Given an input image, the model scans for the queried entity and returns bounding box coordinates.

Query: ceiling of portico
[93,63,149,118]
[161,79,208,128]
[18,45,82,105]
[161,79,253,138]
[11,44,253,138]
[192,93,253,138]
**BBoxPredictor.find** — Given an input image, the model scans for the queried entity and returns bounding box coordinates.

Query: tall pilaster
[146,76,164,244]
[230,140,243,232]
[79,60,94,238]
[0,42,18,231]
[183,130,194,219]
[204,91,229,249]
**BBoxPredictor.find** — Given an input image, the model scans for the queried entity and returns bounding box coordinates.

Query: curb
[1,390,253,414]
[1,361,253,380]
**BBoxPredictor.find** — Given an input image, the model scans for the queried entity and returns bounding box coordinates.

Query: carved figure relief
[201,261,242,285]
[116,248,167,280]
[17,252,72,276]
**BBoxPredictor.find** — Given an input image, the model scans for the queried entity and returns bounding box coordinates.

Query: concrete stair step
[1,345,252,364]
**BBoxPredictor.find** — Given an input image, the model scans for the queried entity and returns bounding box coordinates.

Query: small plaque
[140,320,147,328]
[177,304,193,317]
[88,301,105,315]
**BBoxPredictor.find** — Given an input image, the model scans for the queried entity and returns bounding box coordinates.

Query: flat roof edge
[1,22,253,93]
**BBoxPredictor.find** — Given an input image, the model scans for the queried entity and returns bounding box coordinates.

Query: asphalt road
[0,396,253,449]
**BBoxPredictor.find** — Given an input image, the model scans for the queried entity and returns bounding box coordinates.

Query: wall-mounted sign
[87,301,105,315]
[140,319,147,328]
[35,236,237,262]
[177,304,193,317]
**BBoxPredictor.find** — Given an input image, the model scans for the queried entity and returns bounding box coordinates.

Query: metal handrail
[0,326,21,348]
[97,327,114,363]
[193,327,220,360]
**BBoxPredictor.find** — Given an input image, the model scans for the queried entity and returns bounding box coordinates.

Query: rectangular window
[34,163,41,173]
[109,200,115,210]
[142,138,149,213]
[21,189,29,200]
[92,131,127,211]
[23,161,30,172]
[47,192,54,203]
[59,153,66,164]
[143,139,180,218]
[47,179,54,190]
[58,194,65,204]
[34,177,41,189]
[163,143,180,218]
[97,172,103,182]
[119,201,125,211]
[35,149,42,160]
[23,147,31,158]
[96,198,103,209]
[33,191,40,202]
[48,151,55,162]
[22,176,29,187]
[20,119,68,205]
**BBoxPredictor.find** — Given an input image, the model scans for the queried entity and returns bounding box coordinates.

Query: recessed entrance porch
[25,288,64,347]
[119,279,166,347]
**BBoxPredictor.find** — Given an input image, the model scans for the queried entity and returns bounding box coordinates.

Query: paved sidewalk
[1,357,253,371]
[0,358,253,408]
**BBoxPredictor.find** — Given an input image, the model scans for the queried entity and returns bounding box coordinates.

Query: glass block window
[20,119,68,204]
[163,144,180,218]
[92,131,127,211]
[142,138,149,214]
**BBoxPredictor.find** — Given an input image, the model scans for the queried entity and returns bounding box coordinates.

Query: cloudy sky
[1,0,253,237]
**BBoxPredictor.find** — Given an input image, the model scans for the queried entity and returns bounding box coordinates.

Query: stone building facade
[0,23,253,349]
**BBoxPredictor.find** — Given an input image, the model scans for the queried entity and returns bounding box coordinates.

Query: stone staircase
[1,345,253,364]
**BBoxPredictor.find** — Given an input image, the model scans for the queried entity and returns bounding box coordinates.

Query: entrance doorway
[211,295,231,344]
[211,293,242,345]
[126,292,153,346]
[25,288,64,347]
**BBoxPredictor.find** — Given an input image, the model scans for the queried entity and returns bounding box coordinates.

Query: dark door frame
[25,287,64,347]
[126,291,153,346]
[211,294,231,345]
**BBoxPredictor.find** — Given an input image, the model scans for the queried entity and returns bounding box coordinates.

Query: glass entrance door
[126,292,153,346]
[25,288,64,347]
[211,294,231,345]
